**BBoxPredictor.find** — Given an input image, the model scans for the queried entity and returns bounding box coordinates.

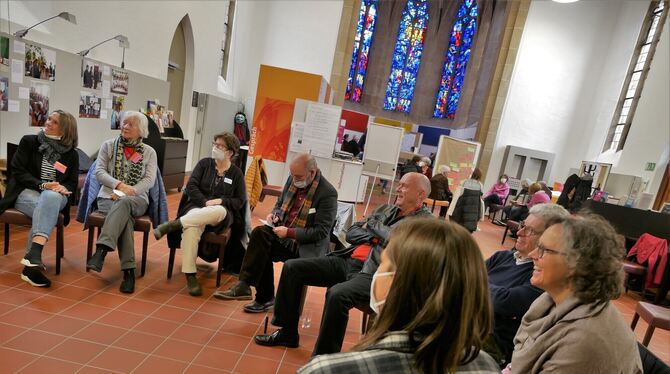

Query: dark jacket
[429,173,452,202]
[167,158,247,250]
[451,181,483,232]
[0,135,78,226]
[331,204,433,274]
[271,173,338,258]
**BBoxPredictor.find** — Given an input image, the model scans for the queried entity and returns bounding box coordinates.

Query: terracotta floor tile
[78,365,121,374]
[0,287,46,306]
[45,338,107,364]
[167,294,207,310]
[35,314,91,336]
[88,346,148,372]
[112,330,165,354]
[153,339,204,363]
[17,356,83,373]
[283,347,314,365]
[0,322,27,345]
[245,342,286,361]
[184,363,231,373]
[193,346,240,371]
[24,294,78,314]
[2,307,54,328]
[234,354,280,374]
[208,332,251,353]
[74,322,128,345]
[196,299,238,317]
[0,346,40,372]
[71,275,114,290]
[135,288,175,304]
[96,309,145,329]
[83,292,129,309]
[148,278,187,293]
[133,317,181,337]
[3,329,65,355]
[61,303,111,321]
[0,301,16,316]
[50,285,95,301]
[150,304,194,323]
[221,318,261,337]
[117,299,161,315]
[133,355,189,374]
[277,361,303,374]
[185,311,227,330]
[0,271,24,287]
[228,308,270,324]
[172,324,217,345]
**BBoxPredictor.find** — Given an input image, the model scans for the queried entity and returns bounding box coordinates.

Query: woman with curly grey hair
[508,214,642,374]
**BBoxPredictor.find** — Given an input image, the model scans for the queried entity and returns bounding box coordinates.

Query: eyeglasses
[518,221,541,237]
[212,142,228,151]
[535,243,566,259]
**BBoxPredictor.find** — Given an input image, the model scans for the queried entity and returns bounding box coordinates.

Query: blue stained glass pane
[345,0,378,102]
[433,0,478,119]
[384,0,429,113]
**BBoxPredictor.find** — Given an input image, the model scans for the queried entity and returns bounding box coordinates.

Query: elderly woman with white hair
[86,111,158,294]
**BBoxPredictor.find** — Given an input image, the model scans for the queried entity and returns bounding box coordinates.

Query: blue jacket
[76,160,168,228]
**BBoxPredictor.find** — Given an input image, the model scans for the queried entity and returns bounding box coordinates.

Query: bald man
[215,154,338,313]
[254,172,434,355]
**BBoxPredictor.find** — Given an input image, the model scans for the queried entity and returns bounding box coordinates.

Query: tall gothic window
[383,0,429,113]
[433,0,478,119]
[344,0,378,102]
[604,1,667,151]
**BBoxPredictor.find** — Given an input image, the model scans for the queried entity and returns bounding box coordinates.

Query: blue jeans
[14,189,67,246]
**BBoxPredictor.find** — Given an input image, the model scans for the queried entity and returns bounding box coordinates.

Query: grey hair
[528,203,569,230]
[438,165,451,174]
[521,178,532,188]
[421,156,431,166]
[558,214,625,304]
[122,111,149,138]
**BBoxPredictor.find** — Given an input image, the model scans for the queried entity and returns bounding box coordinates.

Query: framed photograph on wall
[111,69,128,94]
[79,91,101,119]
[81,59,103,90]
[25,44,56,81]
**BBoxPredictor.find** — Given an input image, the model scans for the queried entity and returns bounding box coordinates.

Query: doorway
[167,22,186,124]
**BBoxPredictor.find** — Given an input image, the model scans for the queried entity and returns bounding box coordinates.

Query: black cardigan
[167,158,247,249]
[0,135,79,225]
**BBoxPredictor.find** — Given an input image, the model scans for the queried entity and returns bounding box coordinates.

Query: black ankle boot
[153,219,182,240]
[120,269,135,294]
[86,247,108,272]
[21,242,45,269]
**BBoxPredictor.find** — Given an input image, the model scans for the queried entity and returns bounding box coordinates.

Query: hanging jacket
[557,174,580,209]
[627,233,668,289]
[450,179,483,232]
[245,156,267,210]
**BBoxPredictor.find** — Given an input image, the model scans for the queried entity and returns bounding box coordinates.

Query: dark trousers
[484,194,503,210]
[272,255,370,356]
[239,226,297,303]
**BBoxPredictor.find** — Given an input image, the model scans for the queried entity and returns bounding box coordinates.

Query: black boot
[185,273,202,297]
[21,242,45,270]
[120,269,135,294]
[86,245,109,272]
[153,219,182,240]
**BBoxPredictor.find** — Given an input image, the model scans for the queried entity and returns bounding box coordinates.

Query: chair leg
[141,231,148,277]
[298,286,308,316]
[501,226,509,245]
[86,228,95,272]
[4,223,9,255]
[630,312,640,329]
[361,312,369,335]
[56,224,64,275]
[642,325,655,347]
[167,247,176,279]
[216,243,225,288]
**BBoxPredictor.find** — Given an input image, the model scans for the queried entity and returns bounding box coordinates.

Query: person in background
[501,178,531,223]
[507,182,548,223]
[152,133,246,296]
[538,181,553,200]
[486,204,569,366]
[298,218,499,374]
[347,136,360,157]
[449,168,484,233]
[0,110,79,287]
[483,174,510,211]
[419,156,432,179]
[340,134,352,153]
[508,215,642,373]
[400,155,422,177]
[428,165,453,218]
[86,111,158,294]
[214,154,338,313]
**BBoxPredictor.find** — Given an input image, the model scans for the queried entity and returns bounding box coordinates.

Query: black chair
[166,228,232,287]
[637,342,670,373]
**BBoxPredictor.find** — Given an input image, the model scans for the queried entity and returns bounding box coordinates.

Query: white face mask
[293,179,308,189]
[500,178,508,184]
[211,146,227,161]
[369,271,395,314]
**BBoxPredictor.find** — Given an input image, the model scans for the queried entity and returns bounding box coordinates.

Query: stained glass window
[344,0,378,102]
[383,0,429,113]
[434,0,478,119]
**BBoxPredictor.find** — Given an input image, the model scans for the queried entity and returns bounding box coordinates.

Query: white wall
[484,0,668,201]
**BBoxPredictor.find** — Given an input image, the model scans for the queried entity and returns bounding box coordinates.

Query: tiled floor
[0,186,667,373]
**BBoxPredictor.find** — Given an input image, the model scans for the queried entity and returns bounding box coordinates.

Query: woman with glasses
[153,132,247,296]
[508,214,642,373]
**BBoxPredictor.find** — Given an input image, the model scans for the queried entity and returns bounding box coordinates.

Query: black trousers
[272,256,370,356]
[238,226,297,303]
[484,194,503,209]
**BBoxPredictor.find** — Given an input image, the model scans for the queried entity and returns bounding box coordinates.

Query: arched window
[344,0,378,102]
[383,0,429,113]
[433,0,478,119]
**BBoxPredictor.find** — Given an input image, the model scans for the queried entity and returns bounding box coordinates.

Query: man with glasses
[485,203,569,366]
[214,153,338,313]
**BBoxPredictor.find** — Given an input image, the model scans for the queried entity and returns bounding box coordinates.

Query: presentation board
[0,32,170,157]
[288,100,341,158]
[434,135,481,188]
[362,122,404,180]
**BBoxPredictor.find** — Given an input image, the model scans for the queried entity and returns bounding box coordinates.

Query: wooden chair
[631,302,670,347]
[501,220,520,245]
[1,142,66,274]
[85,211,152,276]
[423,198,449,218]
[166,228,232,287]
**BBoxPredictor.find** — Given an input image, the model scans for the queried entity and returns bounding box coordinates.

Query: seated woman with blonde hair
[508,214,642,373]
[299,218,499,374]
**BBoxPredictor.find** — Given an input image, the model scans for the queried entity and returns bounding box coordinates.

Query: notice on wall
[11,59,23,83]
[100,110,108,119]
[18,87,29,100]
[102,80,111,98]
[105,99,113,109]
[13,40,25,55]
[305,102,341,130]
[103,66,110,76]
[7,99,19,112]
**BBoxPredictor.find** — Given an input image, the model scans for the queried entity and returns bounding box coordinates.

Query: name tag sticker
[130,152,142,163]
[224,177,233,184]
[308,208,316,214]
[53,161,67,173]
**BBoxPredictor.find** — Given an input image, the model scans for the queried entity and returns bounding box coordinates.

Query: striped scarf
[279,170,321,228]
[113,136,145,186]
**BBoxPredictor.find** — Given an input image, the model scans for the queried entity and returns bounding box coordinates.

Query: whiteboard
[362,122,404,180]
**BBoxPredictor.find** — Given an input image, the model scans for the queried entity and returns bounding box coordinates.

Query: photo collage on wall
[0,36,7,111]
[25,43,56,126]
[79,58,128,126]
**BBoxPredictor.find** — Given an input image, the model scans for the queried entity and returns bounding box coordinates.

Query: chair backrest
[6,142,18,178]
